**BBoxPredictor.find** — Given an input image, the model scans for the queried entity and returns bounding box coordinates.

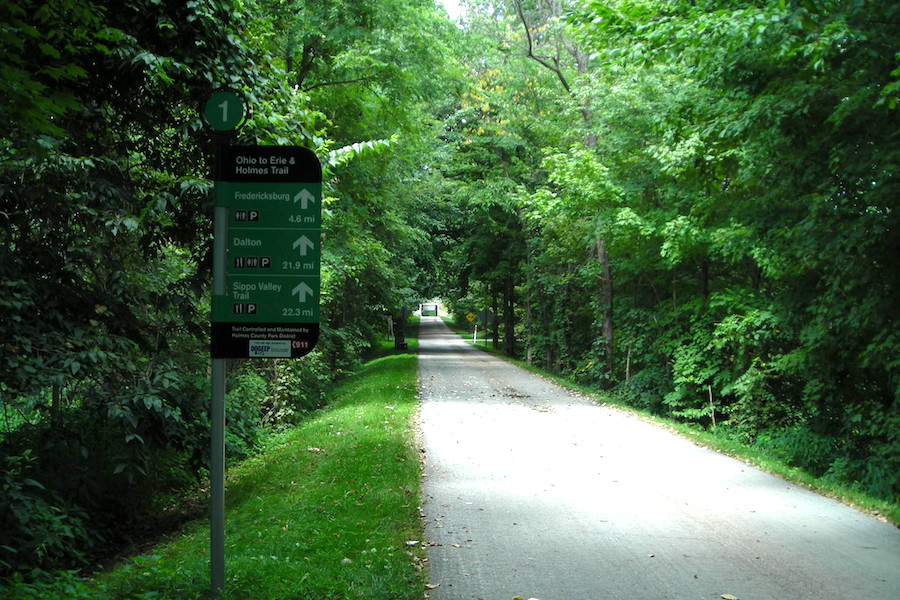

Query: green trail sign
[211,145,322,359]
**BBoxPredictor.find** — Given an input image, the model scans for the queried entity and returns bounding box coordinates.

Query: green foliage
[0,451,94,575]
[266,356,331,425]
[3,0,465,580]
[0,570,112,600]
[754,425,838,477]
[0,356,215,576]
[225,357,332,436]
[4,0,898,581]
[566,0,899,503]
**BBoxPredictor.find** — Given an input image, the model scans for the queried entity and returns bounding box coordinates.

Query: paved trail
[417,317,900,600]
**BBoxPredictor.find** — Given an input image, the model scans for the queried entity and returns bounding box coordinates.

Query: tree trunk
[542,301,552,370]
[526,258,533,365]
[503,276,516,356]
[597,235,614,387]
[626,345,632,382]
[492,293,500,350]
[700,258,710,299]
[512,0,594,144]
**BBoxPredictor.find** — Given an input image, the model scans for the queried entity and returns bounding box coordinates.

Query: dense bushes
[0,341,374,579]
[0,451,95,575]
[0,355,209,574]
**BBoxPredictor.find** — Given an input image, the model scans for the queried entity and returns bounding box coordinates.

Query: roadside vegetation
[2,334,424,600]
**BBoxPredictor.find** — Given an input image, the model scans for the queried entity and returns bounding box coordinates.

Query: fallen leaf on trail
[425,583,440,589]
[721,594,739,600]
[451,543,461,548]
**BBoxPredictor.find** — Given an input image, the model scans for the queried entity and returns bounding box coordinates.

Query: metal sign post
[210,210,227,592]
[205,90,244,597]
[204,90,323,598]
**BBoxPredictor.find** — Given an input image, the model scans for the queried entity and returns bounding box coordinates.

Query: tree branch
[512,0,571,93]
[302,76,376,92]
[512,0,593,137]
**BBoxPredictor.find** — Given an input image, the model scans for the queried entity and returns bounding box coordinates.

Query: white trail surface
[418,316,900,600]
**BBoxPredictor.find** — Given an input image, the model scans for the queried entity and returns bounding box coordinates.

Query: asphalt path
[417,316,900,600]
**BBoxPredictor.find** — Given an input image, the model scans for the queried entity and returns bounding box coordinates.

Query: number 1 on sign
[203,90,245,132]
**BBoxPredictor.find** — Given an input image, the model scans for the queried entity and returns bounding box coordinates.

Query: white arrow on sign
[292,235,315,256]
[293,189,316,210]
[292,282,314,303]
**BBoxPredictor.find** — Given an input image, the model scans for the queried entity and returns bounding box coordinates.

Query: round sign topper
[204,90,246,132]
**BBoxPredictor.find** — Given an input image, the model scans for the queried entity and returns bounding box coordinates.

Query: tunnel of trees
[1,0,898,579]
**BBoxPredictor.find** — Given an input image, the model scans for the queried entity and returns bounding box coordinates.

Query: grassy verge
[443,317,899,526]
[4,331,424,599]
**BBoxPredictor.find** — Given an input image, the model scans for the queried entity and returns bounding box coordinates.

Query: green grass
[443,317,899,526]
[3,339,425,600]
